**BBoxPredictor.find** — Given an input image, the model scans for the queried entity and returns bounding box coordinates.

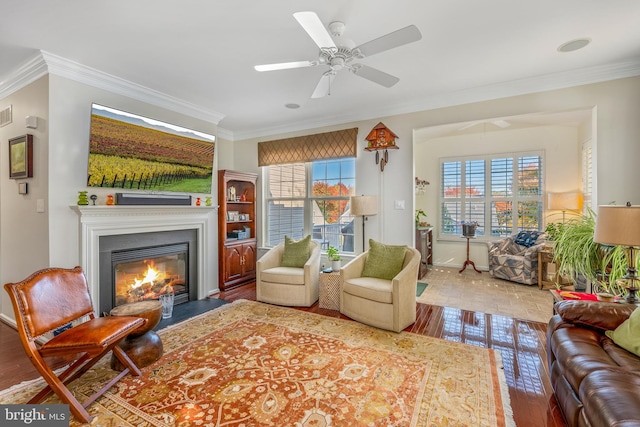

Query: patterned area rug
[0,300,514,426]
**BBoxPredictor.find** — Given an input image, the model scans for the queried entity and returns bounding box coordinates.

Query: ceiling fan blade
[293,11,337,49]
[350,64,399,88]
[254,60,317,72]
[311,72,336,98]
[354,25,422,58]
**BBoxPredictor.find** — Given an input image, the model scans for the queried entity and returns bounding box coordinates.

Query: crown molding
[226,58,640,141]
[0,50,226,125]
[0,52,49,100]
[3,50,639,142]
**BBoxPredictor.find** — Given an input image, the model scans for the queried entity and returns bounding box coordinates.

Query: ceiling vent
[0,105,12,127]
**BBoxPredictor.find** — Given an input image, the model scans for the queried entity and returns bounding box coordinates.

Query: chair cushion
[261,266,305,285]
[343,277,393,304]
[40,316,145,356]
[606,307,640,356]
[514,230,543,247]
[361,239,407,280]
[281,235,311,268]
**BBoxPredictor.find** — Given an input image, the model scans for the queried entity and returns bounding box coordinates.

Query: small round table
[109,300,164,371]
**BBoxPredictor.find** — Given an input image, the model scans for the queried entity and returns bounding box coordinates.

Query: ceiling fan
[254,11,422,98]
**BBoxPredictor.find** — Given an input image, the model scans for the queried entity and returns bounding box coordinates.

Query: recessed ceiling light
[557,38,591,53]
[285,103,300,109]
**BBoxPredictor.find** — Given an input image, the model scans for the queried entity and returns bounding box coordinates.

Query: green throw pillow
[281,235,312,268]
[361,239,407,280]
[606,307,640,356]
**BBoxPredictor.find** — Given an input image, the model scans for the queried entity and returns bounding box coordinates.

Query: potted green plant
[326,246,342,271]
[415,209,428,227]
[554,209,628,295]
[544,221,564,249]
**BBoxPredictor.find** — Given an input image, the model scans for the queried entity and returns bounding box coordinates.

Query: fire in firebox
[115,258,186,307]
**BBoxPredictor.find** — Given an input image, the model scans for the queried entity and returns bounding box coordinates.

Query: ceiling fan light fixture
[328,21,345,37]
[557,38,591,53]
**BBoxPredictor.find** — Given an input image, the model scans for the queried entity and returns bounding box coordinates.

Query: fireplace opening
[99,229,198,315]
[113,244,189,307]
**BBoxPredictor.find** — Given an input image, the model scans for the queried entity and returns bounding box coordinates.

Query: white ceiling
[1,1,640,140]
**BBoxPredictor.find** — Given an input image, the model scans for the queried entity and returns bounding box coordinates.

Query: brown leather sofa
[547,300,640,427]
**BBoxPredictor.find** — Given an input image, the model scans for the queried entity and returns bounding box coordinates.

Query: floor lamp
[594,204,640,304]
[350,195,378,252]
[547,191,583,223]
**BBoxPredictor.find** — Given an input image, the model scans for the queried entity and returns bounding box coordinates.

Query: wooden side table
[109,300,164,370]
[538,250,572,290]
[319,271,341,310]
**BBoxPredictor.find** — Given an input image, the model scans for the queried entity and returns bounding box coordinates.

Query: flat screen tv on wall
[87,103,216,194]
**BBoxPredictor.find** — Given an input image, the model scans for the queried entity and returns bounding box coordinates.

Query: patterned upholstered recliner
[487,232,546,285]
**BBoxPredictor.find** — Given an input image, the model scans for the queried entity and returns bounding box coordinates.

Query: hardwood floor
[0,282,567,427]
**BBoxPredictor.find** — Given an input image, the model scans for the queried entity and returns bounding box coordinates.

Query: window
[265,158,356,251]
[441,152,543,238]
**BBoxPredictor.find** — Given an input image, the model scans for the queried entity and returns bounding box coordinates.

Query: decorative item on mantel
[77,191,89,206]
[364,122,398,172]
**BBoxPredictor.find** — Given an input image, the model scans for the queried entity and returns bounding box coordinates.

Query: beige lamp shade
[594,205,640,247]
[547,192,584,211]
[350,195,378,216]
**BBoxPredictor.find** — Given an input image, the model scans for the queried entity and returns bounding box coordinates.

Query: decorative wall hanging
[364,122,398,171]
[9,134,33,179]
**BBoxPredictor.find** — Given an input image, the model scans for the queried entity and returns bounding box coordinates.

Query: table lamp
[547,191,583,223]
[350,195,378,252]
[593,203,640,304]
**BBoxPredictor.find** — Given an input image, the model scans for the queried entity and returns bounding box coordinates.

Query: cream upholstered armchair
[340,241,421,332]
[257,237,320,307]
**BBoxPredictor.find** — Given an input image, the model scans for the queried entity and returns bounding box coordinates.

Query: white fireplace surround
[72,205,217,315]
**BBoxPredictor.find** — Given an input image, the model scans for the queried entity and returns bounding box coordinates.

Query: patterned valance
[258,128,358,166]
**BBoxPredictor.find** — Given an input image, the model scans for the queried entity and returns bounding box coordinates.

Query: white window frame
[439,150,544,241]
[262,158,356,253]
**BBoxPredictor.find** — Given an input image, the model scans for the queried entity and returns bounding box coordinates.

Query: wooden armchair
[4,266,146,423]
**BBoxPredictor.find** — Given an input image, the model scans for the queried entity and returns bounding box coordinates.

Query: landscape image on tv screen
[87,103,216,193]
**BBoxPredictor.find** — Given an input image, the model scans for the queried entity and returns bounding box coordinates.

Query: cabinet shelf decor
[218,170,258,290]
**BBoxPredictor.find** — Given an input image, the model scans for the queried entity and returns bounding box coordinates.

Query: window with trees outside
[440,152,544,239]
[265,158,356,252]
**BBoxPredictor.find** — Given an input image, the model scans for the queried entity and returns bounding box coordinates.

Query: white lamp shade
[350,195,378,216]
[594,205,640,246]
[547,192,583,211]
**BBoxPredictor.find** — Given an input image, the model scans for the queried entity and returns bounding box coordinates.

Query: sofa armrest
[555,300,636,332]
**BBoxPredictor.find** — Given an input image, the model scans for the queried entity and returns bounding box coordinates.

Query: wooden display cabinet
[218,170,258,290]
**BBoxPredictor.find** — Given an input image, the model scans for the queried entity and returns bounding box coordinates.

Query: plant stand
[459,236,481,274]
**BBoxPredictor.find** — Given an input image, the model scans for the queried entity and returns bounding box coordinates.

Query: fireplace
[99,229,198,315]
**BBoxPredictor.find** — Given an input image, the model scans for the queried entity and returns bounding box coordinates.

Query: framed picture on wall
[9,134,33,179]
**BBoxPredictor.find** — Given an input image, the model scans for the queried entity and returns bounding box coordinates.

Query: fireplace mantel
[72,205,217,314]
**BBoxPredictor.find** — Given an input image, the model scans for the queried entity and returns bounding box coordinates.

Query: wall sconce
[415,177,429,195]
[364,122,398,172]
